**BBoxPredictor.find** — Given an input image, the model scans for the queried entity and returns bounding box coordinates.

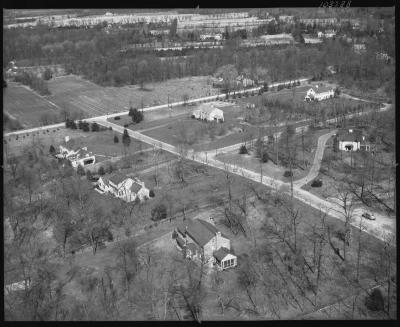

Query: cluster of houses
[192,103,224,122]
[96,173,150,203]
[304,85,335,102]
[55,145,96,168]
[173,218,237,271]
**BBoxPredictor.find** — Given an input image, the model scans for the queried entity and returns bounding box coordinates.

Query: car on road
[362,212,376,220]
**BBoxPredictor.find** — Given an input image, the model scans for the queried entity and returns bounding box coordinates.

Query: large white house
[192,103,224,122]
[173,218,237,270]
[304,85,335,102]
[55,145,96,168]
[96,173,150,202]
[336,129,370,152]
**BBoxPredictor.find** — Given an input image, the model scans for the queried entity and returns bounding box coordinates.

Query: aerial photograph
[3,5,396,321]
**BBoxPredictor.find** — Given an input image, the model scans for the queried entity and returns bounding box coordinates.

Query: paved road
[293,130,337,188]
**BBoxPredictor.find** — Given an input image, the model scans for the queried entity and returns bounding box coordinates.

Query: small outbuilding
[336,128,370,152]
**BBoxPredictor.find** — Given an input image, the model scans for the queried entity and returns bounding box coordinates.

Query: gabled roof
[213,247,232,262]
[109,173,128,185]
[177,218,226,248]
[309,86,334,94]
[130,182,142,193]
[197,103,222,115]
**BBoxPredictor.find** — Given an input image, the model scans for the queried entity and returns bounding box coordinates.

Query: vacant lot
[3,82,62,129]
[47,74,220,118]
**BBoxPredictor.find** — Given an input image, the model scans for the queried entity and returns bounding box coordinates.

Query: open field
[3,82,62,129]
[47,74,219,118]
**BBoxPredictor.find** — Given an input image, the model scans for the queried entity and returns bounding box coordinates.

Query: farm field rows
[47,74,220,118]
[3,83,62,129]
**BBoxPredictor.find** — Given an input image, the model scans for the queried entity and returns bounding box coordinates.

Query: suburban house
[200,33,223,41]
[173,218,237,270]
[236,75,254,88]
[317,29,336,38]
[376,52,392,63]
[96,173,150,202]
[302,34,322,44]
[304,85,334,101]
[55,145,96,168]
[192,103,224,122]
[353,43,366,54]
[336,129,370,152]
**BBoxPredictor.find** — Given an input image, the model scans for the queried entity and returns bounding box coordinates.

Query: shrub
[108,126,112,131]
[77,165,85,176]
[261,151,269,163]
[365,289,385,311]
[311,179,323,187]
[91,122,100,132]
[239,144,248,154]
[114,135,119,143]
[49,145,56,155]
[151,204,167,221]
[149,190,155,198]
[114,116,120,120]
[124,124,129,128]
[98,166,105,175]
[130,108,144,123]
[283,170,292,177]
[86,170,92,180]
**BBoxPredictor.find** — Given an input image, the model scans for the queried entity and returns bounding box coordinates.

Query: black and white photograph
[3,3,397,321]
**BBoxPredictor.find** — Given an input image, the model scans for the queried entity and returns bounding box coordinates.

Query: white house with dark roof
[55,145,96,168]
[97,173,150,202]
[336,129,370,152]
[192,103,224,122]
[304,85,334,102]
[173,218,237,270]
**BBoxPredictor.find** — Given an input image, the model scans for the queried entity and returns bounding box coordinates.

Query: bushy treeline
[3,12,394,98]
[14,71,50,95]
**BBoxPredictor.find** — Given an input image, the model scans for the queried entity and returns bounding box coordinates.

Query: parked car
[362,212,376,220]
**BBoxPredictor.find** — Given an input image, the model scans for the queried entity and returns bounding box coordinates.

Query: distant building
[302,34,322,44]
[304,85,334,102]
[317,29,336,38]
[278,15,294,23]
[192,103,224,122]
[96,174,150,202]
[199,33,223,41]
[353,43,366,54]
[336,129,370,152]
[236,75,254,88]
[173,218,237,270]
[376,52,391,63]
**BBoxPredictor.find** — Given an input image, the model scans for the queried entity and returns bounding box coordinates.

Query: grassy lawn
[4,128,151,162]
[3,82,63,129]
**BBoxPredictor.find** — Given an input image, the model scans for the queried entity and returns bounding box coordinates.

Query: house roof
[213,247,232,262]
[176,235,185,248]
[337,129,364,142]
[177,218,226,248]
[197,103,223,115]
[309,86,334,94]
[109,173,127,185]
[130,182,142,193]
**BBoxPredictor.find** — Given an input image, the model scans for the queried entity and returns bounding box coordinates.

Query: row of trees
[4,19,395,100]
[14,71,50,95]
